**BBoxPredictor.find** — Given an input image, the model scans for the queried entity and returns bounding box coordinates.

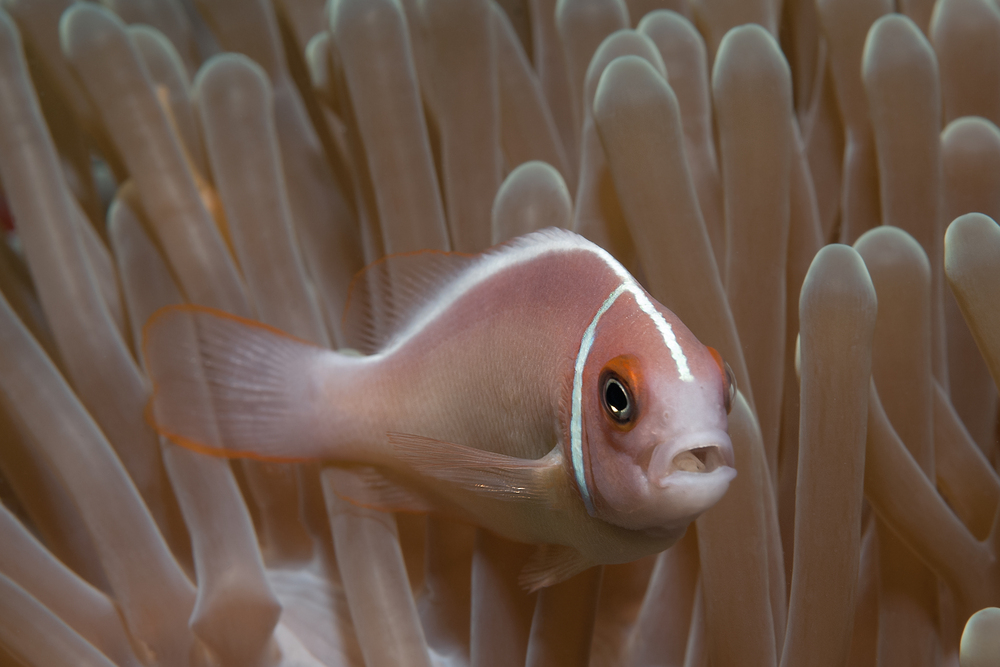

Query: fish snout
[647,430,735,488]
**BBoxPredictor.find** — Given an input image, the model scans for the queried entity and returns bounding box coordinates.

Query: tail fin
[143,305,333,462]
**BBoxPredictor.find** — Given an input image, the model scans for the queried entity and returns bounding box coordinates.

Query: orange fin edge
[141,303,326,464]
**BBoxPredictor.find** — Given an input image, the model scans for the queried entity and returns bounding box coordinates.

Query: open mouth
[671,445,726,473]
[648,430,735,487]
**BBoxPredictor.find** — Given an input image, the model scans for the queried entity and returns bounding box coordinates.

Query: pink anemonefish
[143,228,737,589]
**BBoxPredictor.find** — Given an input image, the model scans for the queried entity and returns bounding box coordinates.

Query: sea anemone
[0,0,997,665]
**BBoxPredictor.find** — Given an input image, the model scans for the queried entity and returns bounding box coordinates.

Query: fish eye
[602,375,633,423]
[723,361,736,414]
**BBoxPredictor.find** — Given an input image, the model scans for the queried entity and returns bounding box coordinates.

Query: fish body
[144,229,736,588]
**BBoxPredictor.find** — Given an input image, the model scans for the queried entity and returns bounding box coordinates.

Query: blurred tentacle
[625,526,699,667]
[0,503,143,667]
[639,10,724,273]
[961,607,1000,667]
[864,382,995,625]
[940,118,1000,461]
[270,0,325,53]
[529,0,578,181]
[492,161,572,245]
[930,0,1000,127]
[470,531,535,667]
[525,566,602,667]
[62,3,251,313]
[846,521,879,667]
[99,0,198,75]
[128,24,207,176]
[588,558,656,666]
[713,25,792,487]
[855,227,940,667]
[592,53,753,410]
[0,572,119,667]
[816,0,891,244]
[944,214,1000,409]
[329,0,448,257]
[493,3,571,185]
[197,0,363,347]
[800,47,845,242]
[697,391,777,667]
[689,0,779,58]
[0,5,181,551]
[899,0,936,35]
[0,268,198,661]
[572,29,663,272]
[2,0,121,207]
[862,14,948,393]
[682,580,707,667]
[109,199,283,667]
[555,0,628,159]
[412,0,500,254]
[782,0,822,118]
[933,383,1000,540]
[0,403,108,590]
[777,123,825,591]
[781,245,875,667]
[0,238,57,363]
[323,480,435,667]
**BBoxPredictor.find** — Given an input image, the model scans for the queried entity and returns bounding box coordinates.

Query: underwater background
[0,0,998,665]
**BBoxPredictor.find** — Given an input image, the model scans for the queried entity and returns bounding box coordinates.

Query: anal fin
[519,544,593,592]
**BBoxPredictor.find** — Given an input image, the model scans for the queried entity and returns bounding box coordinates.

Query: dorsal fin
[340,249,478,353]
[340,228,603,353]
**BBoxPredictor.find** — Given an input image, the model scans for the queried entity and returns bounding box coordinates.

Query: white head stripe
[570,283,628,515]
[585,245,694,383]
[631,290,695,383]
[570,280,694,516]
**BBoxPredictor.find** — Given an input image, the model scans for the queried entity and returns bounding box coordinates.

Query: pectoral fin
[387,432,566,502]
[519,544,594,592]
[323,466,437,514]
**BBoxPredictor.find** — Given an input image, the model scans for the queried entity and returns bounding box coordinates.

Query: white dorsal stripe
[583,245,694,385]
[631,290,695,383]
[374,229,692,381]
[376,229,601,356]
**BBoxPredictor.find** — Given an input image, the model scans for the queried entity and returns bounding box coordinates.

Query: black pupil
[605,379,629,416]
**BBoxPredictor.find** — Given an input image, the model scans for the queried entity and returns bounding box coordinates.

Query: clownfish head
[569,281,736,534]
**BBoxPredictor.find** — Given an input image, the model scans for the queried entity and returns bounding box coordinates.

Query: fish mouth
[670,445,728,474]
[596,430,737,533]
[648,430,736,488]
